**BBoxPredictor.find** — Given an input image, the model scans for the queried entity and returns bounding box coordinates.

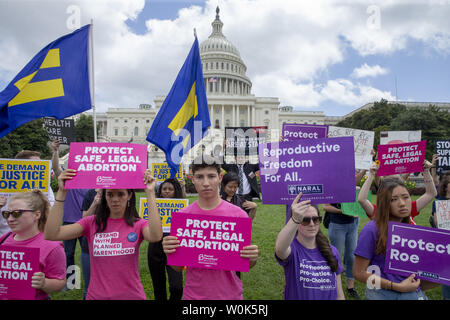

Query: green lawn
[51,194,443,300]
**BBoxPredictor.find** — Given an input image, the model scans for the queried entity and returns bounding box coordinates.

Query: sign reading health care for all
[377,140,426,176]
[258,137,356,205]
[0,246,40,300]
[328,126,374,170]
[0,159,51,195]
[139,198,189,233]
[385,222,450,286]
[167,213,252,272]
[281,123,328,141]
[65,142,147,189]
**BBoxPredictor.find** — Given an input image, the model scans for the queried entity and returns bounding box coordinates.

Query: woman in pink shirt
[0,190,66,300]
[44,169,163,300]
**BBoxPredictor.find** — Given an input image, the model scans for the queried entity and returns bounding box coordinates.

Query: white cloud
[351,63,389,78]
[0,0,448,115]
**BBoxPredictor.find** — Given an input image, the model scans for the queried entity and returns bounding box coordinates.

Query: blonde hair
[10,190,50,231]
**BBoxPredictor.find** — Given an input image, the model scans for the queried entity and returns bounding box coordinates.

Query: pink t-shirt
[0,232,66,300]
[77,215,148,300]
[179,200,249,300]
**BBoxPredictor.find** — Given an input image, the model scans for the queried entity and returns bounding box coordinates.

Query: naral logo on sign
[288,184,323,195]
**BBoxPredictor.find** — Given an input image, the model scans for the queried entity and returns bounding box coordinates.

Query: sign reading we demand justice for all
[151,163,183,182]
[0,159,51,195]
[0,246,40,300]
[139,198,189,233]
[167,213,252,272]
[65,142,147,189]
[258,137,356,205]
[385,222,450,286]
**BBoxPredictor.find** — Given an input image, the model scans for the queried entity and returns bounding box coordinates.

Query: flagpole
[89,19,97,142]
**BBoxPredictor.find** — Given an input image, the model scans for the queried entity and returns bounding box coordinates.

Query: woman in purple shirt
[353,179,440,299]
[275,192,345,300]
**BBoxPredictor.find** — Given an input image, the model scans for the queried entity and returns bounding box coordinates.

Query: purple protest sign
[259,137,356,205]
[65,142,147,189]
[377,140,426,176]
[167,213,252,272]
[385,222,450,286]
[281,123,328,141]
[0,246,40,300]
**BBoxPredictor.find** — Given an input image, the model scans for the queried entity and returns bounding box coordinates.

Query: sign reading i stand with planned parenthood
[258,137,356,205]
[385,222,450,286]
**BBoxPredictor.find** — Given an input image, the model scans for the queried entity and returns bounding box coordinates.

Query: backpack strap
[0,232,12,245]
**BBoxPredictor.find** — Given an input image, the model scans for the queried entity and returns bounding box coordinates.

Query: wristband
[55,199,65,202]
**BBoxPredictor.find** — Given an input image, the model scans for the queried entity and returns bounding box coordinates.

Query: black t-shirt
[326,203,356,224]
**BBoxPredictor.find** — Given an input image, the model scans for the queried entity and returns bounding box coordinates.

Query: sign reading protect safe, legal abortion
[167,213,252,272]
[0,246,40,300]
[385,222,450,286]
[258,137,356,205]
[377,140,427,176]
[0,159,51,195]
[65,142,147,189]
[139,198,189,233]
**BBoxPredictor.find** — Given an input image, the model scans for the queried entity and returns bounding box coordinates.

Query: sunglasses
[301,216,322,226]
[2,209,34,219]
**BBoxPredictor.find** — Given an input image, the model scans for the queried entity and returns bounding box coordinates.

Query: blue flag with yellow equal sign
[0,24,92,138]
[146,37,210,177]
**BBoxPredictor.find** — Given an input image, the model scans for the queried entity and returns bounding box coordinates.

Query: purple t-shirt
[63,189,89,223]
[275,237,344,300]
[354,220,414,285]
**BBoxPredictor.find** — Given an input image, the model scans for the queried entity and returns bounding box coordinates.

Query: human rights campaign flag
[146,37,210,177]
[0,25,92,138]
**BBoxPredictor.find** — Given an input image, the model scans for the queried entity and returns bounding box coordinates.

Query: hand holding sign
[395,274,420,293]
[143,169,156,193]
[240,245,258,265]
[290,192,312,224]
[163,235,180,255]
[31,272,46,290]
[57,169,77,191]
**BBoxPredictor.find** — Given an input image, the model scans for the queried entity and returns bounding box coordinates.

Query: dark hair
[438,174,450,198]
[157,178,184,199]
[374,180,410,254]
[15,150,41,159]
[291,205,339,273]
[221,172,240,188]
[94,189,139,233]
[190,154,221,175]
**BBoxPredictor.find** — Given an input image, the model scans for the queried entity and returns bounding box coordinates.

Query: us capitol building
[89,7,449,169]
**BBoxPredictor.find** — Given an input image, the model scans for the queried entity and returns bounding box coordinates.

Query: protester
[162,155,259,300]
[147,178,184,301]
[222,154,260,201]
[358,160,437,222]
[323,200,360,299]
[220,172,257,219]
[353,179,440,300]
[44,168,162,300]
[50,139,89,294]
[275,192,345,300]
[0,149,56,236]
[0,190,66,300]
[431,173,450,300]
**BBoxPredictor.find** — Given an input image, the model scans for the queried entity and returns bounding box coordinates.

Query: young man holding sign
[162,155,259,300]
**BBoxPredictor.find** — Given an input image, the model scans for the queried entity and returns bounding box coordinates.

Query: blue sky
[0,0,449,117]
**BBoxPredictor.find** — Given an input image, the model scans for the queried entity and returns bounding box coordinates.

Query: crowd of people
[0,138,448,301]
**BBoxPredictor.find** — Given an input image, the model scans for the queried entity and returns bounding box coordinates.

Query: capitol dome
[200,7,252,96]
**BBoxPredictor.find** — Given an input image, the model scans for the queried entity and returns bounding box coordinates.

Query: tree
[0,119,52,159]
[336,100,450,160]
[75,113,95,142]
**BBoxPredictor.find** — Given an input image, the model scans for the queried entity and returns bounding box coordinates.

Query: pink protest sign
[167,213,252,272]
[65,142,147,189]
[377,140,426,176]
[0,245,40,300]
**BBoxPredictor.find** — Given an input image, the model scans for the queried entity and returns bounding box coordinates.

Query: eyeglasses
[301,216,322,226]
[2,209,34,219]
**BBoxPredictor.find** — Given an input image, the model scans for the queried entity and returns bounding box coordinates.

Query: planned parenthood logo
[198,254,218,267]
[96,176,116,186]
[288,184,323,195]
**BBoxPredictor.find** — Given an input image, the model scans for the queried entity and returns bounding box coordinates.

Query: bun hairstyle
[10,189,50,231]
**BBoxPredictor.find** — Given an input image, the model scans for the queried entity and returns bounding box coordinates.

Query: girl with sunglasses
[0,190,66,300]
[44,169,162,300]
[275,192,345,300]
